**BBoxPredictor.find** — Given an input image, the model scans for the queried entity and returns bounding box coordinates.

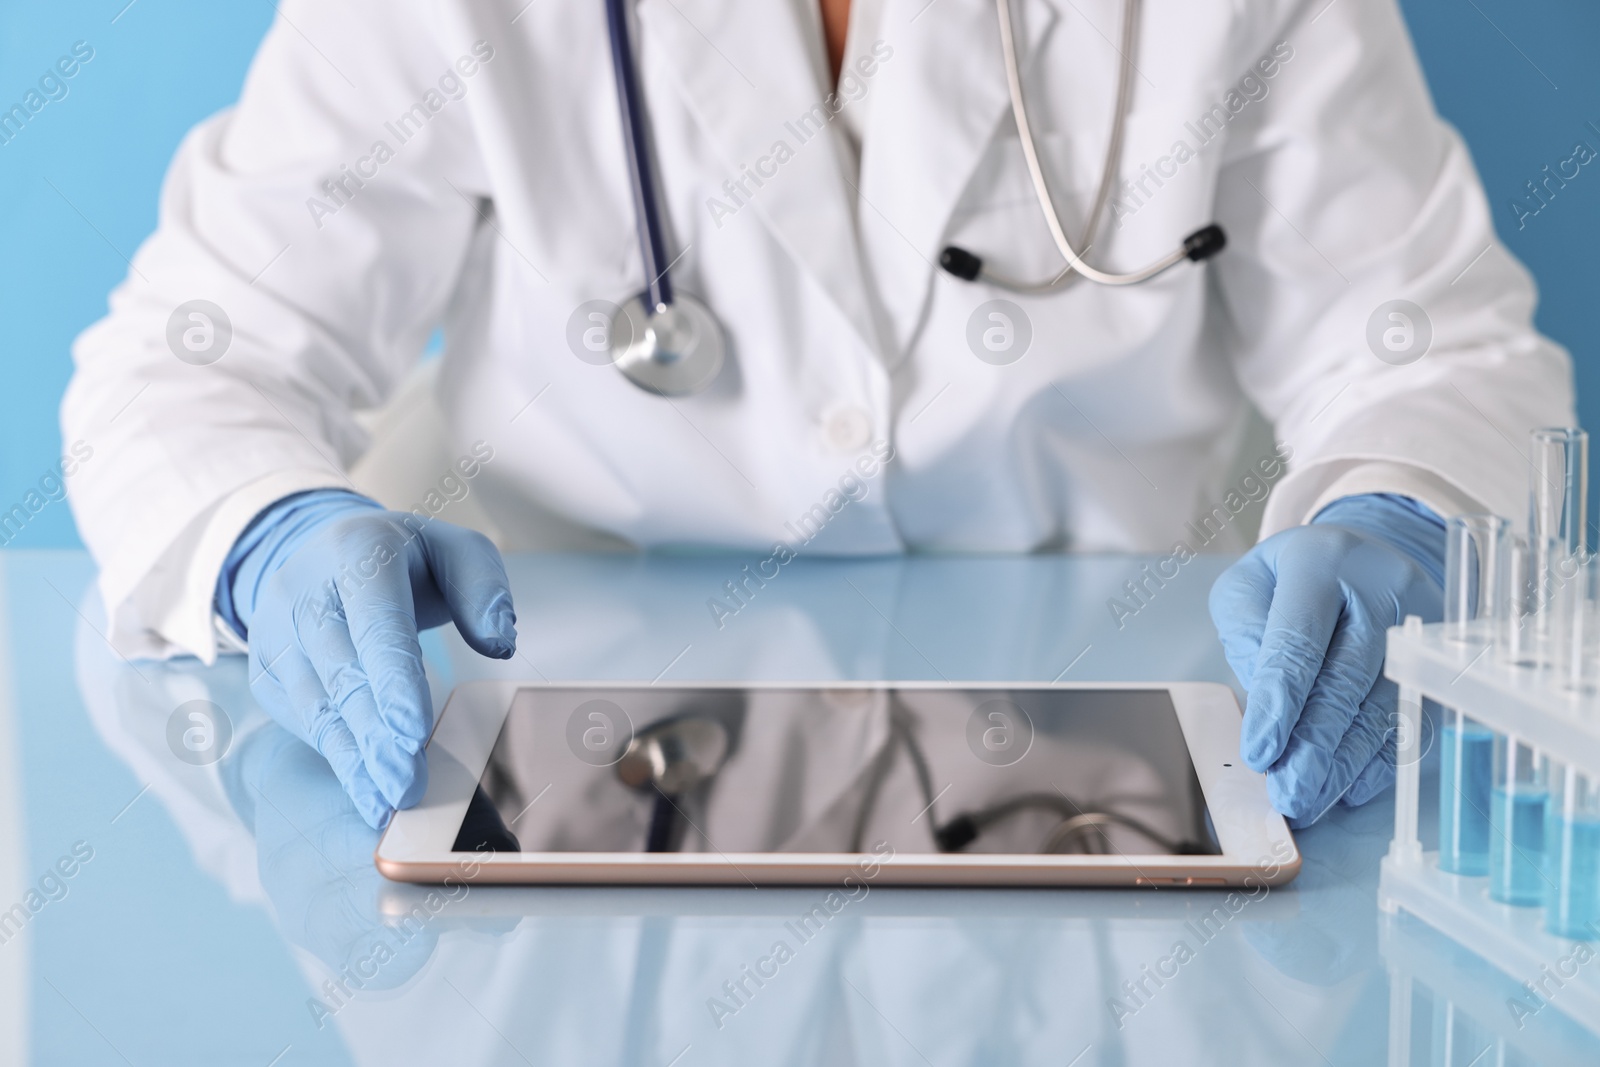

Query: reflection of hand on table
[1238,793,1394,986]
[222,723,447,990]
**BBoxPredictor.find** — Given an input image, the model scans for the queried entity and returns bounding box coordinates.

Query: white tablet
[376,681,1299,888]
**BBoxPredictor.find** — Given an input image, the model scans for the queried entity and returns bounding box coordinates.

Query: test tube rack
[1379,614,1600,1042]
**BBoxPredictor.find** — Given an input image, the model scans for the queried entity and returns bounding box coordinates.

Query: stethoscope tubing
[998,0,1184,287]
[991,0,1138,288]
[950,0,1224,292]
[604,0,675,310]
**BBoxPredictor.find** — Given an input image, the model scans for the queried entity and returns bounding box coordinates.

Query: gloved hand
[1208,493,1444,826]
[216,489,517,828]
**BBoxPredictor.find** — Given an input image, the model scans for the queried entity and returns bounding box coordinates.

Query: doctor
[63,0,1571,830]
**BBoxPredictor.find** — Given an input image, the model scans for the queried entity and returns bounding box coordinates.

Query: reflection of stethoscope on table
[599,0,1227,397]
[621,709,1207,855]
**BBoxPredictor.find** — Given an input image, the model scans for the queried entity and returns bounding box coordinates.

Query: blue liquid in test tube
[1439,721,1493,875]
[1545,813,1600,939]
[1489,786,1548,906]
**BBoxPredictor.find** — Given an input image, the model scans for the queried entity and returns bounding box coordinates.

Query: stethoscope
[601,0,727,397]
[600,0,1226,397]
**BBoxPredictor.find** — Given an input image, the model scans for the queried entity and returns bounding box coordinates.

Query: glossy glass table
[1,551,1594,1066]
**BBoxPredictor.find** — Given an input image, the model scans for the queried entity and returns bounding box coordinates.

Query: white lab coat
[62,0,1572,661]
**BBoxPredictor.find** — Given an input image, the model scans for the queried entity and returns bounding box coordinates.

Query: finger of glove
[293,591,428,811]
[1240,556,1344,772]
[1342,732,1399,809]
[419,522,517,659]
[1272,675,1396,825]
[1208,552,1277,691]
[252,644,392,829]
[1262,600,1389,817]
[1352,694,1440,810]
[339,543,435,764]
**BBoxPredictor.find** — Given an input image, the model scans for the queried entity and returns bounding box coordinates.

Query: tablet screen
[453,687,1219,857]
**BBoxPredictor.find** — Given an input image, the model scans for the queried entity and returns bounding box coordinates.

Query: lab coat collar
[860,0,1058,358]
[638,0,889,360]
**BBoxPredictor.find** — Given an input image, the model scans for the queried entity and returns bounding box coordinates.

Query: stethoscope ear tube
[942,0,1227,294]
[939,223,1227,290]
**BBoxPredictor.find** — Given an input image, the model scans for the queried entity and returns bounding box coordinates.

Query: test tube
[1555,552,1600,694]
[1544,760,1600,940]
[1488,735,1548,906]
[1497,535,1547,667]
[1444,515,1508,643]
[1437,516,1507,876]
[1527,428,1589,654]
[1528,427,1588,557]
[1438,706,1494,875]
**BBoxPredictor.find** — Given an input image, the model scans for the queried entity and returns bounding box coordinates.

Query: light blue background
[2,0,1596,547]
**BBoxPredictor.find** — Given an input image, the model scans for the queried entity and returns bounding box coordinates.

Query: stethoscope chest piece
[616,716,731,796]
[616,715,732,852]
[610,293,726,397]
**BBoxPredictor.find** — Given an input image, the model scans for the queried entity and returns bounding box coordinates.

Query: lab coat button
[820,404,872,452]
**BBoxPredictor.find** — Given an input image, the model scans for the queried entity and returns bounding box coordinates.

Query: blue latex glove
[216,489,517,828]
[1208,493,1444,826]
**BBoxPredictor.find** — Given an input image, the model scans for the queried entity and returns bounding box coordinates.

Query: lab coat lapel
[860,0,1057,356]
[637,0,884,356]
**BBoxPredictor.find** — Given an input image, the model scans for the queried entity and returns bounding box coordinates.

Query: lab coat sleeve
[60,0,489,661]
[1209,0,1574,537]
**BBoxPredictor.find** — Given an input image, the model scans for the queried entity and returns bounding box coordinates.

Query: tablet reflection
[66,570,1414,1067]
